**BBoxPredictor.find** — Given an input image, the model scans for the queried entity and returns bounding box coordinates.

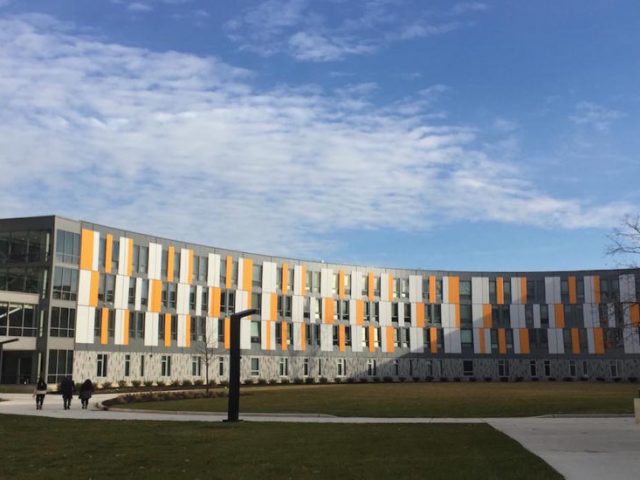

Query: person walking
[60,376,75,410]
[79,379,94,410]
[33,377,47,410]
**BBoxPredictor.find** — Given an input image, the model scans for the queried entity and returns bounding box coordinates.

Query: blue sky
[0,0,638,271]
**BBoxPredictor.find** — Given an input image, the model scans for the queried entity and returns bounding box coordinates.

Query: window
[497,359,509,377]
[543,360,551,377]
[569,360,576,378]
[332,326,339,346]
[219,258,226,285]
[252,264,262,288]
[218,357,225,377]
[425,360,433,377]
[503,280,511,303]
[332,273,338,295]
[609,360,619,378]
[192,356,202,376]
[337,358,346,377]
[340,300,349,322]
[250,321,261,344]
[463,360,474,376]
[111,240,120,272]
[52,267,79,301]
[140,355,145,377]
[196,256,208,283]
[278,296,292,318]
[132,245,148,274]
[171,315,178,340]
[311,271,320,293]
[55,230,80,264]
[48,349,74,384]
[251,293,261,314]
[201,289,208,313]
[140,279,149,307]
[49,306,75,337]
[129,312,145,339]
[277,267,283,290]
[108,310,115,338]
[279,357,289,377]
[393,359,399,376]
[530,360,537,377]
[582,360,588,377]
[460,280,471,303]
[303,358,309,377]
[392,303,399,324]
[128,278,136,306]
[161,355,172,377]
[124,354,131,377]
[190,287,197,311]
[343,273,351,296]
[367,359,377,376]
[97,353,108,378]
[217,319,225,343]
[317,358,323,376]
[0,303,36,337]
[250,358,260,377]
[173,251,180,280]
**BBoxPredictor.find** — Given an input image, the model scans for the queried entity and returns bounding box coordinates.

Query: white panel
[586,328,595,354]
[114,275,126,310]
[309,297,319,324]
[114,310,124,345]
[240,318,251,350]
[533,304,541,328]
[555,329,564,354]
[623,326,640,354]
[77,269,92,306]
[207,253,220,287]
[442,277,449,305]
[294,265,303,296]
[260,321,270,350]
[237,258,245,292]
[511,278,521,305]
[293,323,302,351]
[351,270,362,300]
[380,273,390,301]
[177,314,187,347]
[607,304,616,328]
[409,275,422,303]
[144,312,158,347]
[134,277,142,311]
[320,268,332,298]
[349,300,357,326]
[410,327,423,353]
[398,302,406,327]
[472,304,484,329]
[471,278,482,304]
[548,304,556,329]
[235,290,248,313]
[444,328,461,353]
[351,325,363,353]
[261,294,271,321]
[179,248,189,284]
[206,316,218,349]
[195,285,203,314]
[481,277,490,304]
[473,328,482,354]
[320,324,332,352]
[177,284,189,315]
[148,243,157,279]
[75,306,91,344]
[117,236,128,275]
[441,304,455,329]
[510,305,525,328]
[545,277,560,304]
[513,329,521,354]
[547,329,557,354]
[583,304,598,328]
[584,276,593,304]
[292,296,304,323]
[379,301,391,326]
[619,274,636,302]
[261,262,276,294]
[91,231,100,271]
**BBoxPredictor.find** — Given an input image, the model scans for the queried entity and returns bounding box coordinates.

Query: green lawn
[0,414,560,479]
[119,382,638,417]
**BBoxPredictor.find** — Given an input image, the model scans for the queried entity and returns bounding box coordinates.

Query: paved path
[2,393,639,479]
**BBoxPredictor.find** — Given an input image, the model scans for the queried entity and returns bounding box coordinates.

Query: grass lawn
[119,382,638,417]
[0,414,560,479]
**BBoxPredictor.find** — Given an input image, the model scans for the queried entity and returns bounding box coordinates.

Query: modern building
[1,215,639,386]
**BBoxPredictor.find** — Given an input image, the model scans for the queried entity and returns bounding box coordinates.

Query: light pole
[226,308,257,422]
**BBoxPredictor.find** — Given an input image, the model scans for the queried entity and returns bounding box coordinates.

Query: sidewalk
[2,393,639,479]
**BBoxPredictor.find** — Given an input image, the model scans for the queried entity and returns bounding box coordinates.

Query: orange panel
[593,276,601,304]
[571,328,580,354]
[270,293,277,321]
[368,272,375,301]
[338,270,345,299]
[323,298,335,324]
[300,265,306,293]
[338,325,345,352]
[185,314,191,348]
[151,280,162,313]
[164,314,171,348]
[210,287,221,317]
[90,271,100,307]
[483,304,492,328]
[428,276,436,304]
[478,329,485,353]
[568,276,577,304]
[167,246,175,282]
[630,304,640,327]
[242,258,253,292]
[356,300,364,326]
[104,234,113,274]
[519,328,530,354]
[265,320,272,351]
[448,276,460,304]
[122,310,130,346]
[225,256,232,289]
[187,250,194,284]
[594,327,605,354]
[498,328,506,354]
[80,229,94,271]
[300,323,306,352]
[127,238,133,276]
[385,326,395,353]
[521,277,527,304]
[416,302,425,328]
[368,325,375,353]
[496,277,504,305]
[554,304,565,328]
[281,322,288,351]
[388,274,394,302]
[454,304,460,329]
[430,328,437,354]
[100,308,108,345]
[224,318,230,349]
[282,263,289,294]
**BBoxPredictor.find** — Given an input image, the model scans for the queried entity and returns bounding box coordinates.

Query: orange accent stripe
[368,272,375,301]
[104,234,113,273]
[498,328,506,354]
[338,270,345,299]
[388,274,394,302]
[151,280,162,313]
[185,314,191,348]
[338,325,345,352]
[554,304,565,328]
[496,277,504,305]
[242,258,253,292]
[478,329,485,353]
[89,271,100,307]
[568,276,577,304]
[356,300,364,326]
[323,298,335,324]
[630,304,640,327]
[483,304,492,328]
[122,310,129,346]
[80,229,94,270]
[282,263,289,294]
[225,256,232,289]
[270,293,277,321]
[100,308,108,345]
[594,327,605,354]
[300,323,306,352]
[430,328,437,353]
[164,314,171,347]
[210,287,221,317]
[300,265,306,293]
[167,246,175,282]
[521,277,527,304]
[265,321,272,351]
[571,328,580,354]
[429,276,436,304]
[385,326,394,353]
[368,325,375,353]
[593,276,601,304]
[187,250,194,284]
[448,276,460,304]
[519,328,530,354]
[416,302,425,328]
[127,238,133,276]
[224,318,230,349]
[454,304,460,329]
[281,322,288,351]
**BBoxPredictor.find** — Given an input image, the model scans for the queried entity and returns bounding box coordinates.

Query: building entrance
[0,350,34,384]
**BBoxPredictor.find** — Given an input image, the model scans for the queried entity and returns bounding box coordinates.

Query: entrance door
[0,351,34,384]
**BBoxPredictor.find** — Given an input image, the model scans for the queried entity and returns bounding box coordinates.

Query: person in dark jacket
[33,378,47,410]
[79,379,94,409]
[60,376,75,410]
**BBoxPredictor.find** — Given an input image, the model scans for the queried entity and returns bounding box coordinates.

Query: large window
[49,306,75,337]
[192,356,202,376]
[1,230,50,264]
[250,321,261,344]
[132,244,148,274]
[279,357,289,377]
[48,349,74,384]
[129,312,145,340]
[52,267,79,301]
[0,267,41,294]
[0,303,37,337]
[161,355,172,377]
[96,353,108,378]
[55,230,80,264]
[250,357,260,377]
[336,358,346,377]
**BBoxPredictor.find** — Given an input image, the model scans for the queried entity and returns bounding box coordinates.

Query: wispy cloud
[570,101,623,132]
[127,2,153,12]
[0,14,632,259]
[449,2,488,16]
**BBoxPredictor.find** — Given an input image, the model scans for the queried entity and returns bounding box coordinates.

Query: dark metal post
[226,309,257,422]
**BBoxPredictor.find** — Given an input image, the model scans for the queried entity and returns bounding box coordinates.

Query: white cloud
[288,31,374,61]
[128,2,153,12]
[0,14,632,259]
[570,101,623,132]
[450,2,488,16]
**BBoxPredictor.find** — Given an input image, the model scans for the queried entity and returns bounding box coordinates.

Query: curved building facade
[1,215,639,385]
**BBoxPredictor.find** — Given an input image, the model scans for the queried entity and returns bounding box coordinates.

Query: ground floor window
[96,353,108,378]
[463,360,473,376]
[336,358,346,377]
[529,360,537,377]
[568,360,576,378]
[48,350,74,384]
[303,358,309,377]
[161,355,171,377]
[124,354,131,377]
[367,359,377,376]
[393,359,399,376]
[279,357,289,377]
[543,360,551,377]
[192,356,202,376]
[609,360,619,378]
[218,357,225,377]
[582,360,588,377]
[140,355,145,377]
[497,359,509,377]
[318,358,323,376]
[250,358,260,377]
[425,360,433,377]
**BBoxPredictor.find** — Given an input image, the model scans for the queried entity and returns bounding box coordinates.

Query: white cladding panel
[351,325,363,353]
[398,302,406,327]
[444,328,461,353]
[294,265,304,296]
[134,277,142,311]
[114,310,124,345]
[545,277,561,304]
[410,327,423,353]
[195,285,203,314]
[379,301,391,326]
[619,274,636,302]
[77,269,92,306]
[584,276,594,304]
[533,304,541,328]
[176,284,189,315]
[471,277,489,304]
[207,253,221,287]
[351,270,362,300]
[472,304,484,329]
[380,273,390,301]
[292,296,304,323]
[320,324,333,352]
[261,262,277,294]
[240,319,251,350]
[206,317,217,348]
[509,305,525,328]
[409,275,422,303]
[91,231,100,271]
[75,306,94,344]
[320,268,332,297]
[117,236,128,276]
[177,315,187,347]
[144,312,159,347]
[114,275,127,310]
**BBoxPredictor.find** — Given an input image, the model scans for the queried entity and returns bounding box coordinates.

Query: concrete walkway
[1,393,639,479]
